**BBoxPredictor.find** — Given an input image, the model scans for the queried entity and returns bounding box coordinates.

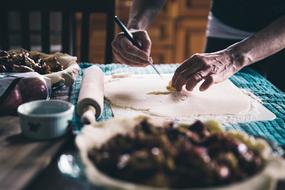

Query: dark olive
[88,119,264,188]
[0,64,7,72]
[0,50,8,57]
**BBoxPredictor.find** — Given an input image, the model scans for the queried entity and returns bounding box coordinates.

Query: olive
[188,120,210,138]
[0,50,8,57]
[88,119,264,188]
[0,64,7,72]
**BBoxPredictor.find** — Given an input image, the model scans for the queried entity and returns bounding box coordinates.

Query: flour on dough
[104,74,251,118]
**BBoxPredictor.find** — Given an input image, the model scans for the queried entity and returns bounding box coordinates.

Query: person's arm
[230,15,285,66]
[172,16,285,91]
[127,0,166,30]
[112,0,166,66]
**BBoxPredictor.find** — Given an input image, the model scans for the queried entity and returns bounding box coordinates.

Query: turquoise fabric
[71,63,285,146]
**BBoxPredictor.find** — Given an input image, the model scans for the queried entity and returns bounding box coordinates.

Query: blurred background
[91,0,210,64]
[92,0,210,63]
[4,0,210,64]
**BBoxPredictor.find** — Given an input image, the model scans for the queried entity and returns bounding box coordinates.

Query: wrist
[226,45,253,68]
[127,19,141,30]
[128,17,150,30]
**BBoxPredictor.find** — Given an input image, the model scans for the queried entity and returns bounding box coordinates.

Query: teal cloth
[70,63,285,147]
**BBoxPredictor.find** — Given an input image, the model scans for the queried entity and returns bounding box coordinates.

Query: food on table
[88,118,266,188]
[0,49,79,115]
[0,49,64,74]
[0,48,80,87]
[166,80,176,92]
[0,73,49,115]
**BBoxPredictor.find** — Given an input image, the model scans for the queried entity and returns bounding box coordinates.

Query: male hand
[112,29,153,67]
[172,50,247,91]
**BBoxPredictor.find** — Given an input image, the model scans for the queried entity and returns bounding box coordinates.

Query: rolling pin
[77,66,104,125]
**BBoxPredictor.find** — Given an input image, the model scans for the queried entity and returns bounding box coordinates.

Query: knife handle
[114,16,142,49]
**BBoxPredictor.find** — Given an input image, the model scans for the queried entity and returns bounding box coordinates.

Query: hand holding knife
[114,16,163,79]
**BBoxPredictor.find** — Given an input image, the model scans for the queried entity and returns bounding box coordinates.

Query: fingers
[133,30,152,52]
[173,68,197,91]
[172,57,206,91]
[199,72,228,91]
[112,31,152,67]
[112,47,149,67]
[200,75,215,91]
[171,51,240,92]
[172,54,204,86]
[185,66,212,91]
[172,58,192,84]
[112,40,150,66]
[119,36,150,60]
[172,63,200,91]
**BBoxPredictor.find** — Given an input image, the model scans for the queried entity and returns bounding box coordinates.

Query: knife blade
[149,62,163,79]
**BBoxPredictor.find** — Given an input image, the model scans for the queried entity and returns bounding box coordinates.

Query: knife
[149,61,163,79]
[114,16,163,79]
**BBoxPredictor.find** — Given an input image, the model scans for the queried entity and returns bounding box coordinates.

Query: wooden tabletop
[0,116,70,190]
[1,70,285,189]
[0,86,72,190]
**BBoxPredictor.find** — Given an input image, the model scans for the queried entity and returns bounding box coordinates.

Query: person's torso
[211,0,285,32]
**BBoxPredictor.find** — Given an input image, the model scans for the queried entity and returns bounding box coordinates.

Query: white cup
[17,100,74,140]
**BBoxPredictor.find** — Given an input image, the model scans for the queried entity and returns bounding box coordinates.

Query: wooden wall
[75,0,211,64]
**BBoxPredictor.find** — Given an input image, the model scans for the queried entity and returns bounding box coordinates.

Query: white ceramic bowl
[18,100,74,140]
[76,117,285,190]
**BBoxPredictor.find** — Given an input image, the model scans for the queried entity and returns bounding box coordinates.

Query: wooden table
[0,86,72,190]
[1,64,285,190]
[0,116,70,190]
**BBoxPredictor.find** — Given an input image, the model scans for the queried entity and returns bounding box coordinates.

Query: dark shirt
[211,0,285,32]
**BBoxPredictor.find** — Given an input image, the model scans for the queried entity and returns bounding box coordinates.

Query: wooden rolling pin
[77,66,104,125]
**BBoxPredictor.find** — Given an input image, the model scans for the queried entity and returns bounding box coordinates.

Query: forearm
[226,16,285,67]
[127,0,166,30]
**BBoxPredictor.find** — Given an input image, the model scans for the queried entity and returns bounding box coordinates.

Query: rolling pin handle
[80,105,97,125]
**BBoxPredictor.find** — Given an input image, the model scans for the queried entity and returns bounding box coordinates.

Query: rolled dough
[104,74,251,118]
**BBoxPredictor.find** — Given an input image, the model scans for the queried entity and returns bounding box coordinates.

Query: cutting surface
[105,74,251,118]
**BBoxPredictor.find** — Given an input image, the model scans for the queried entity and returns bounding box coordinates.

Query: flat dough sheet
[104,74,251,118]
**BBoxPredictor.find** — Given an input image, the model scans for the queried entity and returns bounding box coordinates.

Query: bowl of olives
[76,116,285,190]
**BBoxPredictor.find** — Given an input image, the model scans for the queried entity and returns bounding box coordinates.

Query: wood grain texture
[0,117,67,190]
[0,0,115,63]
[0,86,72,190]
